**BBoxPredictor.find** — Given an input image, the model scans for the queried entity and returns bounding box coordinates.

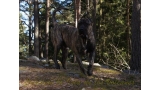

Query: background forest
[19,0,141,72]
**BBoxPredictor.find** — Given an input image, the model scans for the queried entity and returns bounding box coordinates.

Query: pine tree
[34,0,40,58]
[129,0,141,72]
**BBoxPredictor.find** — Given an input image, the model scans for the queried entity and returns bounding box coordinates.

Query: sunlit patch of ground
[19,60,141,90]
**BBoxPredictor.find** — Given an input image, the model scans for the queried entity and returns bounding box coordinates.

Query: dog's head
[78,18,92,48]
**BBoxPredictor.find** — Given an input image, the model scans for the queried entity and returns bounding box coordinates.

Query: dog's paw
[87,70,93,76]
[55,64,60,69]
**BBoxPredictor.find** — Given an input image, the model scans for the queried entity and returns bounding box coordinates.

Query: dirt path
[19,60,141,90]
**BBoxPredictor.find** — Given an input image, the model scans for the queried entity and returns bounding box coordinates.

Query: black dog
[51,7,95,76]
[78,17,96,76]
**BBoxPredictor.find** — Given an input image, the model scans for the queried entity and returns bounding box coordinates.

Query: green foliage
[94,0,132,70]
[19,13,29,58]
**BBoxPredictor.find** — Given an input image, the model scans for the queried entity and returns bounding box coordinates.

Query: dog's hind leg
[61,46,68,69]
[53,45,61,69]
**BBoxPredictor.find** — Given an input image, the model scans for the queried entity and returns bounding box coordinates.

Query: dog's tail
[52,6,69,25]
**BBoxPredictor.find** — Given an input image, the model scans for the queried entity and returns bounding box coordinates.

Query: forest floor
[19,59,141,90]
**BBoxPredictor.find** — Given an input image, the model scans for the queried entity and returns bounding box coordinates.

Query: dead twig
[109,43,130,70]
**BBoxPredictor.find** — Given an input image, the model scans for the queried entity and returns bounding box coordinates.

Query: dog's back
[51,23,80,49]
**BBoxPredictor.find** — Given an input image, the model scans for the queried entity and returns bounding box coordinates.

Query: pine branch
[20,9,30,17]
[21,21,29,27]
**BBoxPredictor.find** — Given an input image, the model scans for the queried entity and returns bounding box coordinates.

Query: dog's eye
[86,21,92,25]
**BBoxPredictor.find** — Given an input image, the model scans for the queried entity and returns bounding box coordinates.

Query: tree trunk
[73,0,81,63]
[92,0,96,37]
[74,0,81,28]
[74,0,77,28]
[34,0,39,58]
[87,0,89,11]
[96,0,102,63]
[92,0,96,61]
[77,0,81,21]
[129,0,141,72]
[29,3,32,56]
[45,0,50,61]
[126,0,130,61]
[39,29,43,58]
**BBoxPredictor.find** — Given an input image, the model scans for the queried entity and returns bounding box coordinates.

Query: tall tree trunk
[74,0,77,28]
[34,0,39,58]
[92,0,96,36]
[97,0,102,63]
[73,0,81,63]
[29,3,32,56]
[129,0,141,72]
[87,0,89,11]
[92,0,96,61]
[45,0,50,61]
[39,29,43,58]
[126,0,130,61]
[77,0,81,21]
[74,0,81,28]
[73,0,77,63]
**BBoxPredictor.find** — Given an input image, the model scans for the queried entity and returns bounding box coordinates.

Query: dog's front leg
[87,51,95,76]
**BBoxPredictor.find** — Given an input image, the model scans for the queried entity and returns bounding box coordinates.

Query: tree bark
[34,0,39,58]
[87,0,89,11]
[39,29,43,58]
[77,0,81,21]
[73,0,81,63]
[92,0,96,36]
[126,0,130,61]
[29,3,32,56]
[45,0,50,61]
[74,0,77,28]
[129,0,141,72]
[92,0,96,61]
[74,0,81,28]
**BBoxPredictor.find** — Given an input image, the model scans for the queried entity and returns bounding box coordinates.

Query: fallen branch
[109,43,130,69]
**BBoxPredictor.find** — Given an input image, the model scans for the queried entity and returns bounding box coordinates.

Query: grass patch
[19,60,141,90]
[96,68,121,74]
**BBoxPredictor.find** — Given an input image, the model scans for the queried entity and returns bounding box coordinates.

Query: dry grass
[19,60,141,90]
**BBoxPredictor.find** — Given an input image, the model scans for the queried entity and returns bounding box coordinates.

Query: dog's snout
[79,25,85,30]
